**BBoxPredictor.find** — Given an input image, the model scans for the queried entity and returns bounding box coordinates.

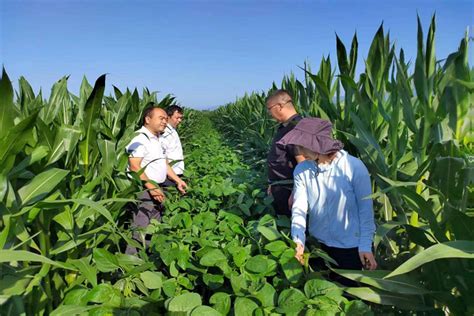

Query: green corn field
[0,16,473,315]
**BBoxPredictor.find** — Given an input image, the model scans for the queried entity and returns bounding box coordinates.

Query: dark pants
[161,174,185,188]
[125,191,163,255]
[270,185,292,216]
[310,243,362,287]
[161,178,176,187]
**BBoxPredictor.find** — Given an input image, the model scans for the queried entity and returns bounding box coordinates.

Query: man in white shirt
[125,106,187,254]
[161,105,185,177]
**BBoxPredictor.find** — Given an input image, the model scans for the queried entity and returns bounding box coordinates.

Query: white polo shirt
[126,126,167,184]
[160,124,184,175]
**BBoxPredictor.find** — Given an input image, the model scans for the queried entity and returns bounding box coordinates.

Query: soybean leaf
[199,249,227,267]
[63,287,89,306]
[304,279,343,301]
[230,274,249,296]
[277,288,306,314]
[257,226,282,241]
[209,292,231,315]
[190,306,221,316]
[203,273,224,290]
[344,300,372,315]
[167,292,202,313]
[245,255,269,274]
[86,283,122,307]
[140,271,163,290]
[93,248,120,272]
[264,240,288,257]
[253,283,276,307]
[234,297,259,315]
[280,249,303,284]
[50,305,94,316]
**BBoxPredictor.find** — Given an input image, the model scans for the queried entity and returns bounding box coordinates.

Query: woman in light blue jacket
[277,118,377,276]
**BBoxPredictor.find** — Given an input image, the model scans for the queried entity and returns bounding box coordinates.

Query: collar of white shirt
[317,150,345,172]
[139,126,159,139]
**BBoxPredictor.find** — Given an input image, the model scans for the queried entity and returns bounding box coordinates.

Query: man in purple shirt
[266,89,304,216]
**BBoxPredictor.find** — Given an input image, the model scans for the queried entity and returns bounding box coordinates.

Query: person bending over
[277,118,377,284]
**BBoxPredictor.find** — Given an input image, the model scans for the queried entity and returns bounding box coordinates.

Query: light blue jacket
[291,150,375,252]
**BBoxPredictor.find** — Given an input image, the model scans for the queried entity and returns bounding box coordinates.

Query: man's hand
[267,185,272,196]
[149,187,166,203]
[288,191,294,210]
[176,179,188,194]
[295,242,305,265]
[359,252,377,270]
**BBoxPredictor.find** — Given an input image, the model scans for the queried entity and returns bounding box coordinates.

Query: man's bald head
[265,89,297,122]
[142,106,165,125]
[153,107,167,117]
[142,106,168,135]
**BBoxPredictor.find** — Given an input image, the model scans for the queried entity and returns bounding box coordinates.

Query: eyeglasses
[266,99,292,112]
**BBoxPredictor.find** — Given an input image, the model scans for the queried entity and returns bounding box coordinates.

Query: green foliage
[1,80,361,314]
[213,15,473,314]
[0,71,175,314]
[0,14,472,315]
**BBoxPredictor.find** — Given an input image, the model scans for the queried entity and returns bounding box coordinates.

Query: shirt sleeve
[352,160,376,253]
[291,167,309,247]
[126,135,147,158]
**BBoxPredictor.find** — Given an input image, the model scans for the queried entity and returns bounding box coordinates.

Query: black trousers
[310,243,362,287]
[161,175,185,188]
[270,185,292,216]
[161,178,176,187]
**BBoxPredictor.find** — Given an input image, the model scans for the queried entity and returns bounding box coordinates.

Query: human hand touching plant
[359,252,377,270]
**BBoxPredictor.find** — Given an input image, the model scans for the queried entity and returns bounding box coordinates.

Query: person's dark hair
[265,89,293,104]
[166,105,184,117]
[142,104,158,125]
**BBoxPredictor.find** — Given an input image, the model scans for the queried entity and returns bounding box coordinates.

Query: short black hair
[142,104,158,125]
[166,105,184,117]
[265,89,293,104]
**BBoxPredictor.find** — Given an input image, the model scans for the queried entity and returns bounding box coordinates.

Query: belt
[268,179,294,186]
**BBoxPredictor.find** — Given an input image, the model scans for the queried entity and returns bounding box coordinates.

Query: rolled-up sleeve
[291,168,309,246]
[352,161,375,252]
[126,136,147,158]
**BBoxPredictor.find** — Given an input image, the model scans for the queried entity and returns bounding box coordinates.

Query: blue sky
[1,0,472,109]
